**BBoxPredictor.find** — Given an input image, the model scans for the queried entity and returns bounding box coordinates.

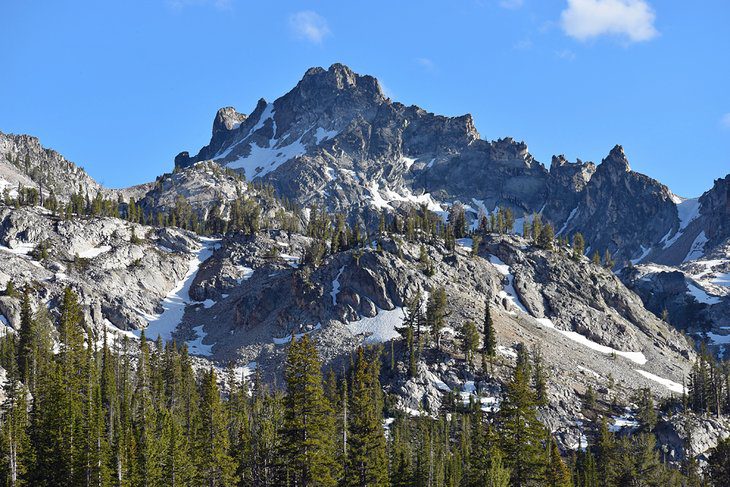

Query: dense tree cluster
[0,276,725,486]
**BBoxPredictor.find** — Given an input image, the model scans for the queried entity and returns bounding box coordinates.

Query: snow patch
[535,317,647,365]
[0,313,13,337]
[280,254,300,268]
[456,238,473,252]
[347,307,405,344]
[188,325,213,356]
[0,242,35,256]
[661,198,701,249]
[226,137,306,179]
[635,369,685,394]
[330,266,345,305]
[488,255,529,314]
[497,345,518,359]
[683,231,708,262]
[707,332,730,345]
[712,273,730,287]
[402,156,417,170]
[78,245,112,259]
[273,323,322,345]
[314,127,338,144]
[686,282,721,305]
[609,409,639,433]
[236,265,254,283]
[135,238,218,343]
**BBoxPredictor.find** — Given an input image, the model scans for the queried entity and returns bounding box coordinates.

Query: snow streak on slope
[557,207,579,236]
[136,238,218,344]
[331,266,345,305]
[226,137,306,179]
[535,318,647,365]
[684,231,708,262]
[488,254,647,365]
[635,370,686,394]
[487,255,529,314]
[661,198,700,249]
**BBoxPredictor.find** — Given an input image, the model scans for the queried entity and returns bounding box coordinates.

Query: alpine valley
[1,64,729,485]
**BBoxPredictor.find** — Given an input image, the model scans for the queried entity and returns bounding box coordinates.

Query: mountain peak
[602,144,631,172]
[295,63,385,102]
[212,107,246,135]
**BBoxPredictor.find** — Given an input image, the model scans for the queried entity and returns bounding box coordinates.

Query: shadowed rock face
[699,175,730,247]
[554,145,679,264]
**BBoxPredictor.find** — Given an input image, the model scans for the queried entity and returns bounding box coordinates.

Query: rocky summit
[1,63,729,478]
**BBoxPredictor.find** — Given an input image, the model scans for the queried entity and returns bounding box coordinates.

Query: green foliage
[572,233,585,260]
[498,341,547,486]
[482,301,497,371]
[708,436,730,487]
[537,223,555,250]
[0,283,699,487]
[345,348,388,486]
[283,335,339,486]
[426,287,448,350]
[460,321,480,366]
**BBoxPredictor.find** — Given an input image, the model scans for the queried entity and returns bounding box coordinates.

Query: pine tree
[460,321,479,366]
[572,233,585,261]
[546,437,571,487]
[532,345,548,406]
[426,287,448,350]
[196,368,237,487]
[537,224,555,250]
[397,291,424,377]
[603,249,614,269]
[16,290,37,388]
[498,343,546,486]
[0,345,32,486]
[636,388,657,432]
[708,436,730,487]
[595,417,616,487]
[481,301,496,372]
[345,348,388,487]
[282,335,338,486]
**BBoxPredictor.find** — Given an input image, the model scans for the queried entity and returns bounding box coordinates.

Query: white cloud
[561,0,658,43]
[415,57,436,71]
[721,113,730,130]
[500,0,524,9]
[513,38,533,50]
[289,11,331,44]
[556,49,576,60]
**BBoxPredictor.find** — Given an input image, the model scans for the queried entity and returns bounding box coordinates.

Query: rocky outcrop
[0,205,198,334]
[656,414,730,462]
[555,146,678,265]
[0,131,105,202]
[174,65,701,268]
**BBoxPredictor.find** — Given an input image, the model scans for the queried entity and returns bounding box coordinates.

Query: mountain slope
[0,131,105,201]
[176,63,710,267]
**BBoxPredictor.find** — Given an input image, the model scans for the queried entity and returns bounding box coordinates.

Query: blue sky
[1,0,728,196]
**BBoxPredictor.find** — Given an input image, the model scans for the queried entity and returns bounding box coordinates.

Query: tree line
[1,286,729,486]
